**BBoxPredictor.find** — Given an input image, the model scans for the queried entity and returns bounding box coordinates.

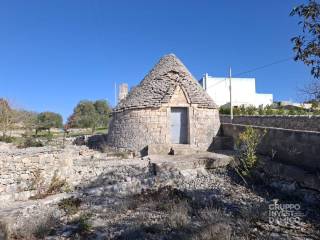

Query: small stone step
[147,144,203,156]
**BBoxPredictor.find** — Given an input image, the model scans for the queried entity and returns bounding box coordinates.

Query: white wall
[201,75,273,107]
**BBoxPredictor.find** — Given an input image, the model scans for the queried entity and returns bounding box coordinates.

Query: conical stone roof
[114,54,217,112]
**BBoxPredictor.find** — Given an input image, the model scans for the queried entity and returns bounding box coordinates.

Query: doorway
[170,107,188,144]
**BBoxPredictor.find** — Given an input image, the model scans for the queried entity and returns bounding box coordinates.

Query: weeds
[30,170,69,199]
[194,223,232,240]
[58,197,82,215]
[28,169,45,194]
[70,213,92,235]
[167,200,190,229]
[46,170,69,195]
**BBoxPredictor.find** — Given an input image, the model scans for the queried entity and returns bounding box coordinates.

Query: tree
[291,0,320,78]
[67,99,111,133]
[291,0,320,100]
[14,110,38,136]
[67,100,99,133]
[37,112,63,133]
[94,100,111,127]
[0,98,14,137]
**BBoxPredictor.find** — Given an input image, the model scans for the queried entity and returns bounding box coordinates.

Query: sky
[0,0,314,120]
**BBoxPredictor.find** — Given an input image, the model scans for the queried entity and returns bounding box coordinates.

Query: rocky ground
[0,142,319,240]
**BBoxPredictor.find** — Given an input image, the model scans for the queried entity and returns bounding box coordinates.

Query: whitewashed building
[199,74,273,108]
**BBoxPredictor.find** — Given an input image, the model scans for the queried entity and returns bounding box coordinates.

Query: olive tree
[67,99,111,133]
[36,112,63,134]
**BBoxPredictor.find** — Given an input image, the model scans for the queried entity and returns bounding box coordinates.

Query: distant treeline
[219,104,320,116]
[0,98,112,138]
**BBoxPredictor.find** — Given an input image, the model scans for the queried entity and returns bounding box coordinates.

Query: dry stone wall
[107,106,220,154]
[192,108,220,149]
[0,144,74,203]
[220,115,320,132]
[0,144,123,203]
[107,108,168,153]
[222,123,320,172]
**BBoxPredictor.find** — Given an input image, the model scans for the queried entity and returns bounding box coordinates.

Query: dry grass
[46,171,69,195]
[30,170,69,200]
[194,223,232,240]
[167,200,190,229]
[58,197,82,215]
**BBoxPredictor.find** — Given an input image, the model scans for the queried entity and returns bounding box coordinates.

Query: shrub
[33,216,57,239]
[258,107,265,115]
[18,137,43,148]
[276,108,285,115]
[219,108,230,115]
[239,105,246,115]
[265,106,274,115]
[0,135,16,143]
[234,127,265,182]
[71,214,92,235]
[30,170,69,199]
[28,169,46,196]
[233,107,241,115]
[246,105,257,115]
[58,197,82,215]
[46,171,69,195]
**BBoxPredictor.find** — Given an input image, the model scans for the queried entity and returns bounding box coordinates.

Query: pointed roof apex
[114,54,217,111]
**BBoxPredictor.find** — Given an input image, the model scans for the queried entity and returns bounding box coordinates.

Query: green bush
[232,107,240,115]
[234,127,266,183]
[219,108,230,115]
[265,106,273,115]
[0,135,16,143]
[276,108,285,115]
[258,107,265,115]
[18,137,44,148]
[246,105,257,115]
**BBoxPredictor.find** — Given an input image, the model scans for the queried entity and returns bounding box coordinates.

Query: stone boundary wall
[221,123,320,173]
[0,145,115,203]
[0,146,75,203]
[220,115,320,132]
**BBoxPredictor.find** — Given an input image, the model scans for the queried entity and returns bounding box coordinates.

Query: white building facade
[199,74,273,108]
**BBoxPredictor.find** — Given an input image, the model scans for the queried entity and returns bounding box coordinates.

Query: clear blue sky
[0,0,314,120]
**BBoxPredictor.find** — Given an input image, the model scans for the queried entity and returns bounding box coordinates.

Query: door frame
[169,107,189,144]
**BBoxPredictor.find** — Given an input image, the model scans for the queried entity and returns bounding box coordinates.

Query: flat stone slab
[148,152,234,174]
[147,144,204,155]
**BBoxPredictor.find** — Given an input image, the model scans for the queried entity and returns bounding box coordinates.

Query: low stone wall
[221,123,320,173]
[0,144,77,203]
[0,143,118,203]
[220,115,320,132]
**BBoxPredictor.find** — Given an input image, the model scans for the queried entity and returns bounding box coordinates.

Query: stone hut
[107,54,220,154]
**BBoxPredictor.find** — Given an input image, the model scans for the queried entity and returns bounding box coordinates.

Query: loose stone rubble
[0,142,319,239]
